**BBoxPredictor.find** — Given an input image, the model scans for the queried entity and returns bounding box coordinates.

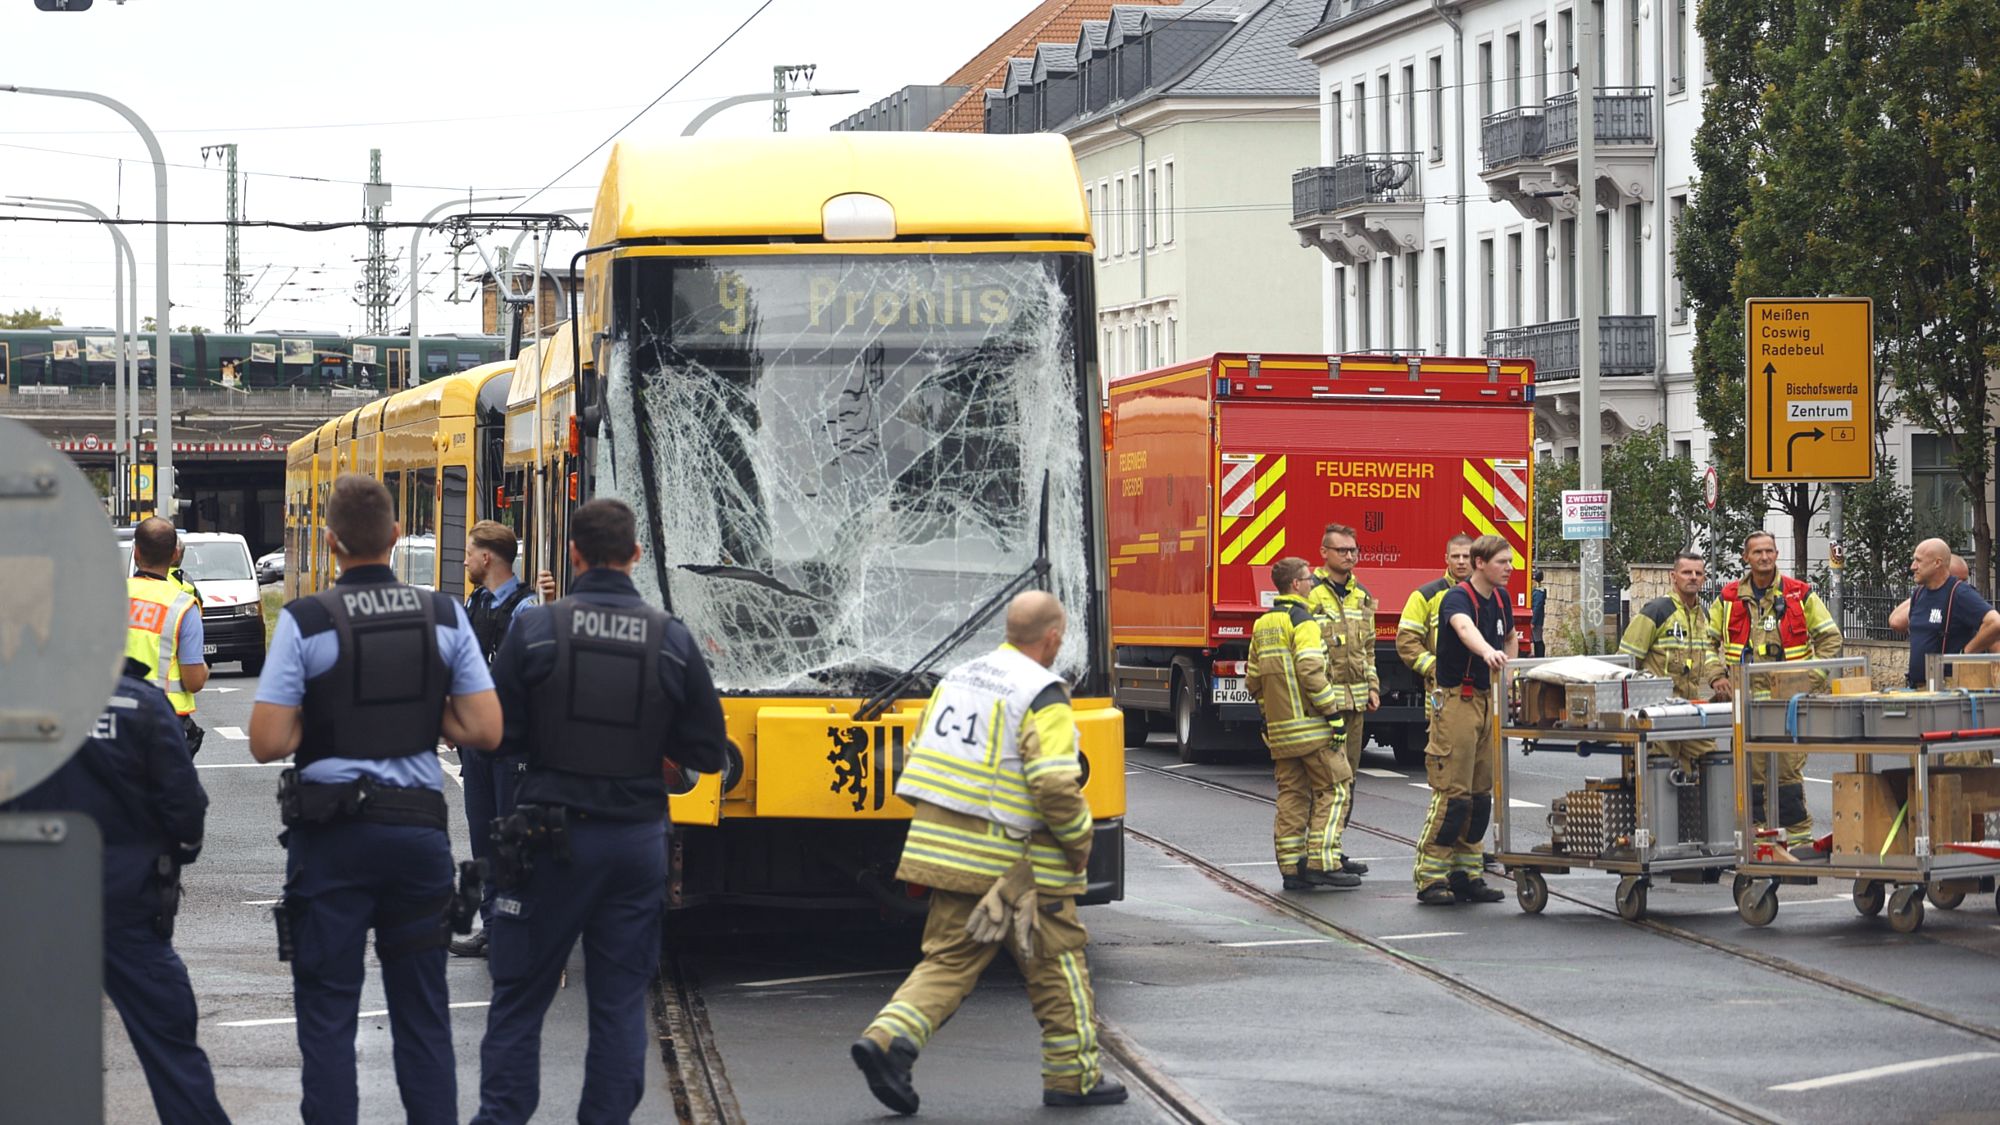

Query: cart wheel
[1887,885,1926,934]
[1731,873,1752,903]
[1926,887,1965,911]
[1738,880,1779,927]
[1615,876,1649,922]
[1515,869,1549,914]
[1853,880,1885,917]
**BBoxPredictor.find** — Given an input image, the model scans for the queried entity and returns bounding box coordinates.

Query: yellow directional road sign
[1745,297,1875,482]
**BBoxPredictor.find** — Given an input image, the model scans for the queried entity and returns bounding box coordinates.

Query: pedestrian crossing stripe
[1218,453,1287,566]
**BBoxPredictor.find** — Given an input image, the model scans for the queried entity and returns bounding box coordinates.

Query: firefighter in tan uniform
[1617,550,1726,774]
[1710,530,1842,848]
[1415,535,1516,906]
[1249,557,1362,891]
[1306,522,1377,877]
[853,592,1126,1116]
[1397,534,1473,757]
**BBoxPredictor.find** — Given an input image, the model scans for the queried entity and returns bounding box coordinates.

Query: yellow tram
[290,133,1125,912]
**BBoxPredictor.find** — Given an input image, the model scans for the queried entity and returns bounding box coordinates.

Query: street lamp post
[2,197,139,518]
[408,195,521,391]
[2,85,175,515]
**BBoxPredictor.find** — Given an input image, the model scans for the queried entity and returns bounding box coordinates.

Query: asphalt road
[99,670,2000,1123]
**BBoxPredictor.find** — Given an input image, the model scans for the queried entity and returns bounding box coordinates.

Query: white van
[119,531,266,674]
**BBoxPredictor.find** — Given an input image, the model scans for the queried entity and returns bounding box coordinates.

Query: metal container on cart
[1731,654,2000,934]
[1493,655,1738,922]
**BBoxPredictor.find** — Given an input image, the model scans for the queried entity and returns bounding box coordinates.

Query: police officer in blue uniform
[471,498,731,1125]
[248,473,503,1125]
[3,657,230,1124]
[453,519,541,960]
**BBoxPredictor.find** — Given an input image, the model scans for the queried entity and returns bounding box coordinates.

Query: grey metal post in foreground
[1,86,174,516]
[7,197,139,519]
[1574,10,1604,645]
[408,195,520,392]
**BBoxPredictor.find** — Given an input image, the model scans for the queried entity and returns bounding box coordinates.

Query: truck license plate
[203,643,218,655]
[1211,676,1253,704]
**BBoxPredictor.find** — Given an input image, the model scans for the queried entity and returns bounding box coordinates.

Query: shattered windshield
[596,253,1094,695]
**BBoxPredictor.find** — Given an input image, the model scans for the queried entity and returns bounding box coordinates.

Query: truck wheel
[1390,726,1427,770]
[1173,675,1223,765]
[1122,708,1154,749]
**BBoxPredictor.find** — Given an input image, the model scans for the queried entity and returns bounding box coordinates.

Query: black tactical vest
[529,598,675,779]
[467,584,533,664]
[298,582,450,766]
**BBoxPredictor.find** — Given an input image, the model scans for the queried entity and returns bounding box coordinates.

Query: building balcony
[1289,154,1425,265]
[1478,106,1560,224]
[1543,87,1657,211]
[1484,315,1657,383]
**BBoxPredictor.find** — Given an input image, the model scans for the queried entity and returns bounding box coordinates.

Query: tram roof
[382,362,514,431]
[588,133,1090,244]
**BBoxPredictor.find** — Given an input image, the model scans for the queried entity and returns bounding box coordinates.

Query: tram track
[652,951,744,1125]
[1130,760,2000,1051]
[1098,1017,1237,1125]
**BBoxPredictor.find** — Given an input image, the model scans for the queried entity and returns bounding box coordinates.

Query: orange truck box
[1105,352,1536,765]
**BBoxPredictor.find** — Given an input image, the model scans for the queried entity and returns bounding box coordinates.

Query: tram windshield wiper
[854,472,1050,723]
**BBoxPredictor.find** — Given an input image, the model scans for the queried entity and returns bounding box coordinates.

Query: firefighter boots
[853,1035,920,1116]
[1449,870,1506,903]
[1043,1077,1130,1107]
[1416,882,1457,905]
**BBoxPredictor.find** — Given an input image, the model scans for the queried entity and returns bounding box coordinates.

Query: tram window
[0,343,10,387]
[455,352,480,371]
[410,467,438,540]
[425,352,449,377]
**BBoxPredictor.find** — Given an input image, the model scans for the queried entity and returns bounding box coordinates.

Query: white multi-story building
[1288,0,1970,572]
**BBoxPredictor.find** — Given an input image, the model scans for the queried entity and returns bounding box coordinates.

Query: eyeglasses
[1325,546,1359,555]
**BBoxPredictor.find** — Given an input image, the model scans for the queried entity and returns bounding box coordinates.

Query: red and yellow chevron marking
[1461,457,1531,564]
[1218,453,1288,566]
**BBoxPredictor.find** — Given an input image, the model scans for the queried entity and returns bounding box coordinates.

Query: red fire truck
[1107,352,1537,765]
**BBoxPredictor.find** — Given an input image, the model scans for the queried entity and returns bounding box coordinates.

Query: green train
[0,327,507,392]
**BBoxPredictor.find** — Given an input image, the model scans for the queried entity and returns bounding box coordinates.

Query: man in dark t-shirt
[1415,534,1518,906]
[1904,538,2000,688]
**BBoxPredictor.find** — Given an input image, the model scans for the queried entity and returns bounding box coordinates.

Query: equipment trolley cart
[1493,656,1739,922]
[1730,655,2000,934]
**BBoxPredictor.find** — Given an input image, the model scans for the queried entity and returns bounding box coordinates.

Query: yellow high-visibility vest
[127,575,198,715]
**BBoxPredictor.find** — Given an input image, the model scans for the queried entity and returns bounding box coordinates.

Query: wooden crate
[1834,766,2000,857]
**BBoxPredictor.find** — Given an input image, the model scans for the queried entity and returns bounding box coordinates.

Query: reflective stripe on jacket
[126,576,197,715]
[1395,573,1454,680]
[1247,595,1338,757]
[1308,569,1378,709]
[1618,595,1722,699]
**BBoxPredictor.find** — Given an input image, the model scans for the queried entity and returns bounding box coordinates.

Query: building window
[1405,251,1420,353]
[1480,238,1496,338]
[1503,232,1521,328]
[1136,321,1148,370]
[1433,246,1447,353]
[1102,328,1115,377]
[1332,266,1347,351]
[1428,56,1444,161]
[1120,326,1131,374]
[1401,65,1416,153]
[1675,439,1692,461]
[1329,89,1343,159]
[1166,315,1178,363]
[1146,165,1159,250]
[1130,167,1143,252]
[1382,255,1396,349]
[1599,211,1613,312]
[1161,160,1175,245]
[1356,260,1373,351]
[1561,217,1577,318]
[1913,434,1973,548]
[1113,177,1125,257]
[1558,10,1575,93]
[1151,320,1163,368]
[1533,20,1548,103]
[1087,186,1102,260]
[1378,74,1391,154]
[1506,32,1521,109]
[1534,225,1551,322]
[1669,194,1688,324]
[1478,41,1493,120]
[1353,82,1368,151]
[1670,0,1687,93]
[1625,202,1642,314]
[1627,0,1642,85]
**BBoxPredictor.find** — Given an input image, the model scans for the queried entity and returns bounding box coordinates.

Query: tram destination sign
[1744,297,1875,483]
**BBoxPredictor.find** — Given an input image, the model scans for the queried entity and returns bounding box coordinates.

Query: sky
[0,0,1031,337]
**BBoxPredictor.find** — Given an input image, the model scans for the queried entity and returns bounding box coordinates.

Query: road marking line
[1358,768,1405,779]
[220,1001,489,1028]
[738,969,905,989]
[1378,931,1463,941]
[208,687,240,694]
[1508,799,1542,808]
[214,726,247,741]
[441,757,463,788]
[1220,938,1328,948]
[195,762,285,769]
[241,899,279,906]
[1160,763,1202,771]
[1409,782,1432,790]
[1806,776,1832,785]
[1770,1052,1999,1092]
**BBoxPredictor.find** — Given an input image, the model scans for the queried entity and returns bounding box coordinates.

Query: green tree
[1534,428,1707,576]
[0,307,63,328]
[139,317,208,333]
[1823,458,1915,591]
